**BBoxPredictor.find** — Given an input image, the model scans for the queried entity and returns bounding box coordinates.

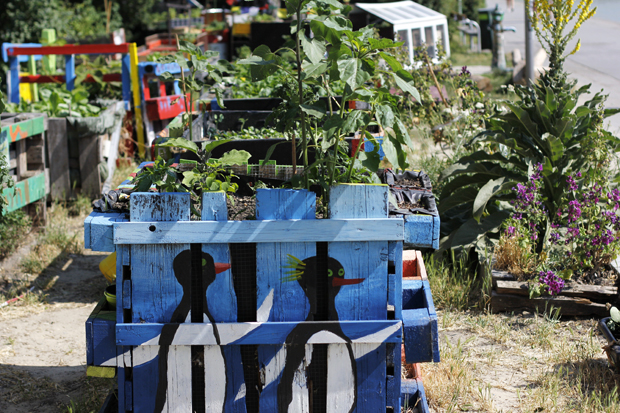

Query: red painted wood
[144,94,189,121]
[19,73,122,84]
[7,43,130,56]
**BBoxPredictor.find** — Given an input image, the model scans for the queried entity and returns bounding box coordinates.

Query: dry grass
[494,232,538,279]
[423,308,620,412]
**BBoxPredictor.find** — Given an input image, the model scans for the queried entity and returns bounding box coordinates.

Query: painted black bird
[154,249,231,413]
[277,254,364,413]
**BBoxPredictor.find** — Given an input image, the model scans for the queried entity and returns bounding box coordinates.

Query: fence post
[8,55,20,103]
[65,54,75,91]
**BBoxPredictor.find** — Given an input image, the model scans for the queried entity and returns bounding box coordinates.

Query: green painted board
[2,173,47,213]
[0,115,46,143]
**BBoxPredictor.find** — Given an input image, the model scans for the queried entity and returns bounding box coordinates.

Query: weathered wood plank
[130,193,190,324]
[114,218,404,245]
[164,346,192,412]
[86,211,127,252]
[116,321,403,346]
[496,280,617,301]
[132,345,160,413]
[47,118,71,199]
[402,280,440,364]
[403,215,440,249]
[352,343,387,413]
[78,134,102,198]
[490,290,608,316]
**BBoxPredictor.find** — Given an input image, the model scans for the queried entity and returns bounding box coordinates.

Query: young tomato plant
[239,0,421,191]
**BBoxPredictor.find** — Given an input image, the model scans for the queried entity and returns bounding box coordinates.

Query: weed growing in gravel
[0,210,32,260]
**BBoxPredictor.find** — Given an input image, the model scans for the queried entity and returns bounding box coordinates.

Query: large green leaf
[203,139,233,155]
[440,161,500,180]
[337,57,371,90]
[393,73,420,102]
[217,149,251,166]
[472,177,514,222]
[301,33,326,65]
[375,104,394,129]
[159,138,199,154]
[379,52,402,72]
[437,186,480,214]
[300,104,326,119]
[449,211,511,250]
[302,61,328,78]
[381,136,400,170]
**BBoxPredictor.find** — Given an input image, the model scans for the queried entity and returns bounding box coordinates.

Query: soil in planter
[227,195,256,221]
[574,266,618,287]
[398,200,424,210]
[394,178,424,188]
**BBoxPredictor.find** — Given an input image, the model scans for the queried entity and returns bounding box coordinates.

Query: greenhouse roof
[354,1,446,25]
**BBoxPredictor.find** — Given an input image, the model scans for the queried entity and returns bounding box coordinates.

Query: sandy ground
[0,244,111,412]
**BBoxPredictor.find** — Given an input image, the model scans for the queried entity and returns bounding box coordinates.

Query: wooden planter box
[490,268,618,317]
[84,184,440,412]
[0,112,48,223]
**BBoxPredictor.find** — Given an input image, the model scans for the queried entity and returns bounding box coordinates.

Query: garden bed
[490,268,619,317]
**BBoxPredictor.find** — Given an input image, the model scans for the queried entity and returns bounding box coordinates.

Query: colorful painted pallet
[109,185,405,412]
[0,113,48,214]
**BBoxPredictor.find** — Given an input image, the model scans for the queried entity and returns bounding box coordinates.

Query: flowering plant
[550,174,620,273]
[497,165,620,296]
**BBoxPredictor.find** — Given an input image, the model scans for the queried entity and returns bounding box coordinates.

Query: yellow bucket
[99,252,117,283]
[104,285,116,307]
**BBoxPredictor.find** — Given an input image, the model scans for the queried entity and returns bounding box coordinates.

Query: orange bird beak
[214,263,231,274]
[332,277,364,286]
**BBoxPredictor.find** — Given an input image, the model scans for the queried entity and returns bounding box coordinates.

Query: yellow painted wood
[129,43,146,158]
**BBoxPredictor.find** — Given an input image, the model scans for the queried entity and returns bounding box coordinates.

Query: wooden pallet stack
[0,113,48,223]
[86,184,440,412]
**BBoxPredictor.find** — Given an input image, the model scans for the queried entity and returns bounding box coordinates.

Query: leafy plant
[133,138,242,217]
[438,0,619,257]
[239,0,421,192]
[6,86,103,118]
[157,39,229,142]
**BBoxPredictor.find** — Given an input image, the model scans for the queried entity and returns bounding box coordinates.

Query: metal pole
[524,0,535,85]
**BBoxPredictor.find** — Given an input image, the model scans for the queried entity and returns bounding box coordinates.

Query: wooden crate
[84,184,441,412]
[0,113,48,223]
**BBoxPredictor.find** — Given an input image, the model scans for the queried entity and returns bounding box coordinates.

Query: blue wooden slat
[116,321,403,346]
[125,379,133,411]
[201,192,247,412]
[122,280,131,310]
[257,345,285,412]
[114,218,404,245]
[328,184,390,413]
[404,215,440,249]
[402,280,440,363]
[83,211,128,252]
[401,379,430,413]
[202,192,236,323]
[391,242,403,321]
[255,188,316,220]
[130,193,190,324]
[84,212,94,249]
[131,346,159,413]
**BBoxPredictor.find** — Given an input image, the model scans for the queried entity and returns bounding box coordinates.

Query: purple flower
[505,226,516,236]
[539,270,564,296]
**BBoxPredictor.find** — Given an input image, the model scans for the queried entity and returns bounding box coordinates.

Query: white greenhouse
[352,1,450,64]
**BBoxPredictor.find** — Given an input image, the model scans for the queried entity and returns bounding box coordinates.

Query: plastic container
[99,252,116,283]
[104,285,116,307]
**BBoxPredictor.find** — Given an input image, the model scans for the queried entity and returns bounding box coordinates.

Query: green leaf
[301,33,326,65]
[472,177,514,222]
[438,186,480,214]
[375,104,394,129]
[182,171,199,186]
[379,52,402,72]
[358,148,381,172]
[159,138,199,154]
[342,110,368,134]
[203,139,232,155]
[381,136,400,170]
[393,73,420,102]
[302,61,328,78]
[262,141,287,165]
[449,211,511,249]
[218,149,251,166]
[300,104,326,119]
[337,57,370,90]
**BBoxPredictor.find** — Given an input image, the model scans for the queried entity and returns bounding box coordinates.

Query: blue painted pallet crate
[86,297,117,367]
[85,184,440,412]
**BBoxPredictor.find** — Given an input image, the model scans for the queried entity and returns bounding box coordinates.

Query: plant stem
[176,35,192,142]
[346,124,367,182]
[424,53,448,107]
[295,6,308,189]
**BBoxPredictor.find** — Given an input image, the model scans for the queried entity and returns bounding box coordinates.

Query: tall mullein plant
[438,0,620,256]
[528,0,596,82]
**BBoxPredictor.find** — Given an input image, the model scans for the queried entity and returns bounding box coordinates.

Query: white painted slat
[204,346,226,412]
[326,344,356,413]
[114,219,404,245]
[164,346,192,413]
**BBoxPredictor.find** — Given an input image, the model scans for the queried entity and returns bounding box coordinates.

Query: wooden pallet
[83,184,443,412]
[490,269,617,317]
[0,113,48,224]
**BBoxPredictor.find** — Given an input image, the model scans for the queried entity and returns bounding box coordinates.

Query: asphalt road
[484,0,620,132]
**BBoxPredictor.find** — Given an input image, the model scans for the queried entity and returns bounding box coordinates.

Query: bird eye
[338,268,345,276]
[202,259,206,266]
[327,269,333,277]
